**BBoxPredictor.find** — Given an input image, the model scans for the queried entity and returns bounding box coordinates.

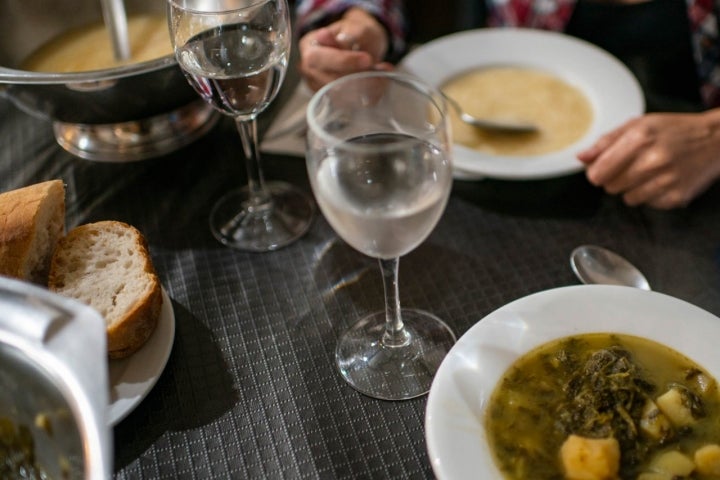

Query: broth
[486,333,720,479]
[21,13,173,73]
[441,67,593,156]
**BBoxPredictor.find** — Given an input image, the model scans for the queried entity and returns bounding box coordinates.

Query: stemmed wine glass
[306,72,456,400]
[168,0,314,251]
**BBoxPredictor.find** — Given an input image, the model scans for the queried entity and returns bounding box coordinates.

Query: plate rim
[108,287,175,426]
[425,285,720,479]
[399,28,645,180]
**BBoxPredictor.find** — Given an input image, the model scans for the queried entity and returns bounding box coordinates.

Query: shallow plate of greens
[425,285,720,479]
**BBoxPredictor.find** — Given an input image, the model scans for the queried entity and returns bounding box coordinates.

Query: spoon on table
[100,0,131,61]
[570,245,651,290]
[441,92,539,134]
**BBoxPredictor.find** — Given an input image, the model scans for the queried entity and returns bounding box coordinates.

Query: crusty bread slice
[0,180,65,284]
[49,221,163,359]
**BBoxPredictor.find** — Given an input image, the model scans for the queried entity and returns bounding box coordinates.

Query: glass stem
[379,257,410,348]
[235,117,272,209]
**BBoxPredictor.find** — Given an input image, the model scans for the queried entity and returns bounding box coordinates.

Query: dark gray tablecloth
[2,85,720,479]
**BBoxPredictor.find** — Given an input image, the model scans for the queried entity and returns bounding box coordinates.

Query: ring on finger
[336,31,360,51]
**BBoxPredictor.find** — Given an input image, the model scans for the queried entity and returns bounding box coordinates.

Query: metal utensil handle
[100,0,131,61]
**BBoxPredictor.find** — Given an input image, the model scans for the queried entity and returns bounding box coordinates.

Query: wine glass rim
[306,71,448,149]
[167,0,272,14]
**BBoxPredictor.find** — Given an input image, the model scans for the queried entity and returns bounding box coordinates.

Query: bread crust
[105,221,162,359]
[0,180,65,283]
[106,277,162,360]
[49,220,163,359]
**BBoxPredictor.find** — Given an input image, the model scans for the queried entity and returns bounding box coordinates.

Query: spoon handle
[100,0,131,61]
[440,90,538,134]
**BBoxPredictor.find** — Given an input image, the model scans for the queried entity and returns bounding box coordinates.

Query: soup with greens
[486,333,720,480]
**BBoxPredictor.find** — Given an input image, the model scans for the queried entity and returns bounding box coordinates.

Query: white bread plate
[108,287,175,426]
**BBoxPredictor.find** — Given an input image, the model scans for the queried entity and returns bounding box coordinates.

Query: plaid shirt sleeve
[294,0,407,61]
[484,0,720,109]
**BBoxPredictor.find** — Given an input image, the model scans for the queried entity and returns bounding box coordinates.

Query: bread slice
[0,180,65,284]
[49,221,163,359]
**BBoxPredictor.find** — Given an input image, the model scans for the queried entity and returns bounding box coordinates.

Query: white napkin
[259,82,314,157]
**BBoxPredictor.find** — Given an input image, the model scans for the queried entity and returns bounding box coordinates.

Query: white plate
[425,285,720,479]
[108,287,175,426]
[400,28,645,180]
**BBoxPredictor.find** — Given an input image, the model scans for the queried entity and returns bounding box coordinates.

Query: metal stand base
[53,100,219,162]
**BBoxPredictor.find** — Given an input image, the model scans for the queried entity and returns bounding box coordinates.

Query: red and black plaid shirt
[296,0,720,108]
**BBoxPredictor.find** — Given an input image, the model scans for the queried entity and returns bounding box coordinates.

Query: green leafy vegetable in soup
[0,417,48,479]
[485,334,720,480]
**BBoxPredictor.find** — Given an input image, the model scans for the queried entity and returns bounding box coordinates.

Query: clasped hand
[298,7,393,92]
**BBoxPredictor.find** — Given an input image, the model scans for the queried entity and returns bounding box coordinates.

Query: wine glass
[306,72,456,400]
[168,0,314,251]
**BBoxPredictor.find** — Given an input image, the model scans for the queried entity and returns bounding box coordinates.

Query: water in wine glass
[176,23,287,118]
[306,72,456,400]
[168,0,315,252]
[313,133,452,259]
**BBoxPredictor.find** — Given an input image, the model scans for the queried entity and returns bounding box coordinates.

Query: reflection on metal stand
[53,100,219,162]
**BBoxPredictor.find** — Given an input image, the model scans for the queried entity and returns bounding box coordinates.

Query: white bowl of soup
[400,29,644,180]
[425,285,720,480]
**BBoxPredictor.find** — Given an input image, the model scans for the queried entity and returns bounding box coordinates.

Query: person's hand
[577,110,720,209]
[298,7,393,91]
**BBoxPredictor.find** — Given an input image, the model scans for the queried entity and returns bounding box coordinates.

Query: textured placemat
[3,97,720,479]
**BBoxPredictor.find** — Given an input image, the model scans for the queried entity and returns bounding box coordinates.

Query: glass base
[336,309,456,400]
[210,181,315,252]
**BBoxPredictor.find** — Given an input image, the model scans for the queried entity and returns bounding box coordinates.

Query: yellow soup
[442,67,593,156]
[22,14,173,73]
[486,333,720,480]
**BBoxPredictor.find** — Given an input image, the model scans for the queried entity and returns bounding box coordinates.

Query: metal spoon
[570,245,651,290]
[100,0,131,61]
[442,92,539,134]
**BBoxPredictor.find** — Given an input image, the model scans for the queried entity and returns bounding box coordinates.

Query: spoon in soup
[570,245,651,290]
[441,92,539,134]
[100,0,131,61]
